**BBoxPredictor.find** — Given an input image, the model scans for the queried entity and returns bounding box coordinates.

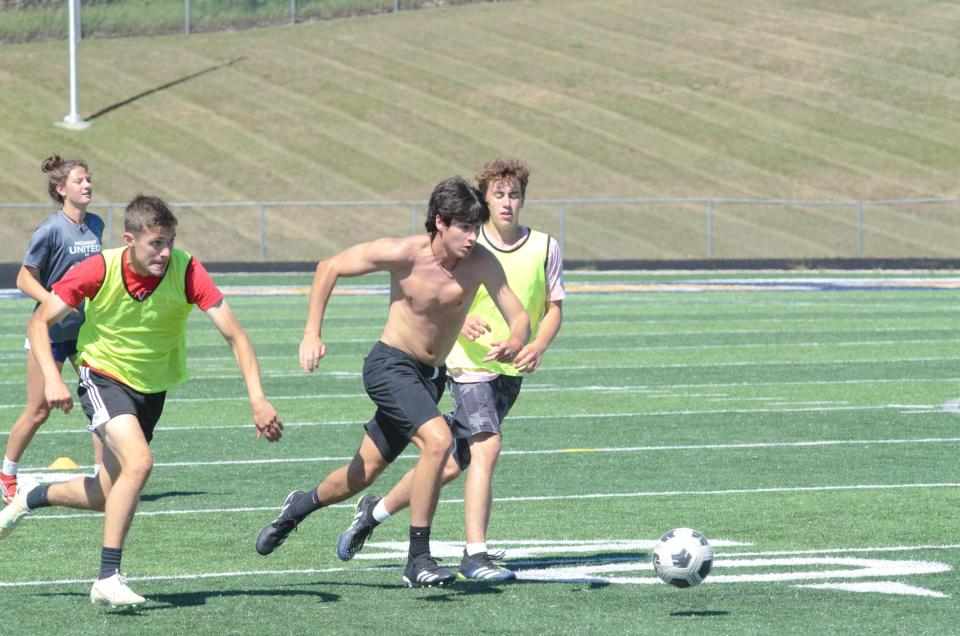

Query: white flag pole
[58,0,90,130]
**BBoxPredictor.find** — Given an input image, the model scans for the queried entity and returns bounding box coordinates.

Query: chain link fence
[3,197,960,264]
[0,0,494,42]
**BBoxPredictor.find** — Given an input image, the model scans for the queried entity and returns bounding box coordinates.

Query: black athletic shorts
[50,340,78,364]
[361,341,446,462]
[448,375,523,470]
[78,366,166,444]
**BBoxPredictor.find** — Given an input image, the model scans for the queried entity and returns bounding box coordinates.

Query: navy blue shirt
[23,211,104,342]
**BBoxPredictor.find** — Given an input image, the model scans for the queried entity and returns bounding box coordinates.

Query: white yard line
[2,370,955,387]
[3,542,960,589]
[7,407,957,442]
[0,391,944,408]
[13,481,960,524]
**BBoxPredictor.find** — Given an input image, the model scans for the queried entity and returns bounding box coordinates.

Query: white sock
[466,542,487,556]
[372,499,391,523]
[2,456,18,476]
[92,464,102,478]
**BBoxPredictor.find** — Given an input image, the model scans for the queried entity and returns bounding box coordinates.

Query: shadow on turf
[86,58,245,121]
[295,578,523,599]
[41,588,339,611]
[38,552,644,610]
[294,578,492,599]
[506,551,649,569]
[139,490,210,502]
[146,588,339,609]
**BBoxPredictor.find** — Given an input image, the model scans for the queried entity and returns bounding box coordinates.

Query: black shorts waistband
[371,341,445,381]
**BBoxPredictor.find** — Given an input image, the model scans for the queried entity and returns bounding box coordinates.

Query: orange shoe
[0,473,15,506]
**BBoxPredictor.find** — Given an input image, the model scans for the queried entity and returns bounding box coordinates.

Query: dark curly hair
[424,176,489,236]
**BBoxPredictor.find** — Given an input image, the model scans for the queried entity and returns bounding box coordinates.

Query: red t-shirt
[52,249,223,311]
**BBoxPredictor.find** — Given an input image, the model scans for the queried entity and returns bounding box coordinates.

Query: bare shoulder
[365,234,427,265]
[466,243,498,269]
[461,243,505,283]
[401,234,431,252]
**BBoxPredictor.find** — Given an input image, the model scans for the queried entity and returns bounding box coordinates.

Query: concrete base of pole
[56,114,91,130]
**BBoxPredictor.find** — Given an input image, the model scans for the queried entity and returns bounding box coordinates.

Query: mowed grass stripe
[662,3,960,177]
[591,8,907,198]
[662,1,960,156]
[523,10,875,201]
[371,23,740,199]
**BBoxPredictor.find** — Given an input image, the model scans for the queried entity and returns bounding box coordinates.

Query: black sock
[25,484,50,510]
[288,488,324,523]
[98,547,122,580]
[409,525,430,559]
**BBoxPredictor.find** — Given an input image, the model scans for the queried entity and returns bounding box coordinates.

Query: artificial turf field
[0,271,958,634]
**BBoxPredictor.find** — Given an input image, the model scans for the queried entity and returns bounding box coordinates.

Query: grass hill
[2,0,959,261]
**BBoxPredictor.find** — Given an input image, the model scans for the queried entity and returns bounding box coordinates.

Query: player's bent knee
[423,435,453,461]
[26,406,52,427]
[84,480,108,511]
[123,454,153,482]
[357,464,384,489]
[469,434,502,463]
[441,464,463,484]
[420,420,453,447]
[347,455,387,490]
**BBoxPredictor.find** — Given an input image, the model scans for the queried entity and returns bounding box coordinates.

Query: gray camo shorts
[447,374,522,469]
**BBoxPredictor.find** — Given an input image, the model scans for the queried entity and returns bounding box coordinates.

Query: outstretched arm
[300,237,410,372]
[514,299,563,372]
[206,299,283,442]
[27,294,76,412]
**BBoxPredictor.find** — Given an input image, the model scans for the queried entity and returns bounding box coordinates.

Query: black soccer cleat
[256,490,305,555]
[457,550,516,582]
[336,494,380,561]
[402,553,457,588]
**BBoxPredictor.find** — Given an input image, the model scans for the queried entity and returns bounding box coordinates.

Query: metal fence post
[259,204,266,261]
[394,0,400,11]
[558,202,566,261]
[856,200,863,257]
[185,0,190,34]
[107,205,114,248]
[706,199,714,257]
[410,203,418,235]
[290,0,296,24]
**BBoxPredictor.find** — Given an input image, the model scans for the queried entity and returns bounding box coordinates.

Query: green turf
[0,272,958,633]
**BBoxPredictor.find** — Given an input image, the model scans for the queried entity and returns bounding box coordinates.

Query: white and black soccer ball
[652,528,713,588]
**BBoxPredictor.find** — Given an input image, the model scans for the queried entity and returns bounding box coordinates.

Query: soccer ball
[652,528,713,588]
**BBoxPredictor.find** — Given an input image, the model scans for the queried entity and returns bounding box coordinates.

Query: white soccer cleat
[0,472,16,506]
[90,572,146,607]
[0,478,37,540]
